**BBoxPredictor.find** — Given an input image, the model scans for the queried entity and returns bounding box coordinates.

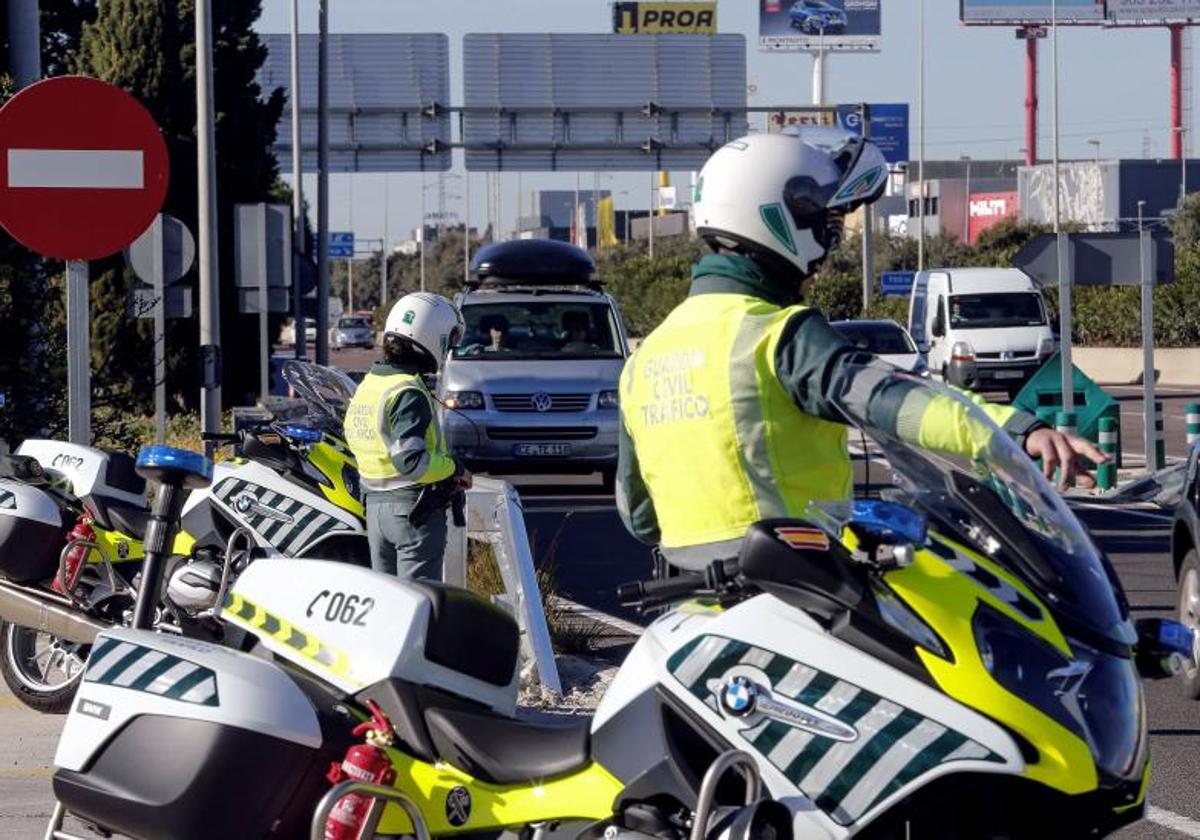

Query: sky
[254,0,1186,250]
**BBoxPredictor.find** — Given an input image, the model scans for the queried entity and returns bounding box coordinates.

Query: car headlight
[973,604,1144,781]
[951,341,975,363]
[598,390,619,409]
[1038,337,1056,358]
[444,391,485,410]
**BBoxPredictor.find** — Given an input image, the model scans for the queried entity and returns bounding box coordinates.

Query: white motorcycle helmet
[383,292,465,373]
[693,130,888,279]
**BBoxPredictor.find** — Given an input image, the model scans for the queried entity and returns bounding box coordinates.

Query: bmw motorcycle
[0,362,367,713]
[45,369,1191,839]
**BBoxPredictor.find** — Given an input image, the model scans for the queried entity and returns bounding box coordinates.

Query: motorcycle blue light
[849,500,927,546]
[135,445,214,487]
[279,424,323,444]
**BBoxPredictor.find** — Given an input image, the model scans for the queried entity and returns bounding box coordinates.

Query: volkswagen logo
[531,392,553,413]
[720,675,758,717]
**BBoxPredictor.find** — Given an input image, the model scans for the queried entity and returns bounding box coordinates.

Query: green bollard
[1098,417,1117,491]
[1187,402,1200,449]
[1056,410,1077,488]
[1154,400,1166,471]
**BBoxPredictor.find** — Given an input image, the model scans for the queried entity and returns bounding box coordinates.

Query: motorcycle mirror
[1134,618,1197,679]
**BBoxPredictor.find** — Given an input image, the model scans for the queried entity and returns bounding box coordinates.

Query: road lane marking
[0,767,54,779]
[1148,805,1200,838]
[7,149,144,189]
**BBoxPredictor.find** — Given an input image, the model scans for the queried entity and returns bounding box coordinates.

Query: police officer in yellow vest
[617,132,1107,570]
[344,293,469,580]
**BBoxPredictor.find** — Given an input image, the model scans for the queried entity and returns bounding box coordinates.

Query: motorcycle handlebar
[617,558,741,609]
[200,432,242,444]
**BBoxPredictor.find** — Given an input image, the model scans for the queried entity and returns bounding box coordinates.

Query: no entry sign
[0,76,169,261]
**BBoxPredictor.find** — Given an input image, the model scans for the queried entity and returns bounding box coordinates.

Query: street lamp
[1174,126,1188,204]
[1087,139,1101,164]
[960,155,972,244]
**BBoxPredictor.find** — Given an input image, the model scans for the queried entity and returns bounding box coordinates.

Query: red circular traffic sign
[0,76,169,261]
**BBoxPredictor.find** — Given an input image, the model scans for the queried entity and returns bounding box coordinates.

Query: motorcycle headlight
[444,390,485,410]
[972,604,1144,782]
[598,389,620,409]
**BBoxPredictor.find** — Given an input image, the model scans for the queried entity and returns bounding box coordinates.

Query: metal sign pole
[289,0,306,362]
[1057,231,1073,413]
[1141,225,1157,472]
[348,257,354,312]
[463,172,471,285]
[861,103,873,314]
[65,260,90,445]
[197,0,222,451]
[258,204,271,403]
[648,171,655,259]
[316,0,331,366]
[151,215,166,444]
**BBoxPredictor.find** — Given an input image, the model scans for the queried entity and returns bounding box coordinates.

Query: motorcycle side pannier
[0,480,67,583]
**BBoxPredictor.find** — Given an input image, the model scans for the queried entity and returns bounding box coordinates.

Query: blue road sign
[880,271,916,298]
[329,231,355,258]
[837,104,909,164]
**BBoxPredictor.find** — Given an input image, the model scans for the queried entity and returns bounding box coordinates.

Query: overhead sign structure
[613,2,717,34]
[0,75,170,261]
[760,0,881,52]
[259,34,452,173]
[960,0,1106,24]
[328,232,355,259]
[766,103,908,163]
[463,33,748,171]
[1109,0,1200,22]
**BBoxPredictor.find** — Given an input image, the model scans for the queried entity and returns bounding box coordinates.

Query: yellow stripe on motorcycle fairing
[1113,757,1152,814]
[376,749,623,835]
[309,441,365,520]
[89,526,144,563]
[882,535,1099,796]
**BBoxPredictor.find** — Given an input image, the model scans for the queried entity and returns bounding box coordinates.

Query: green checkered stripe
[667,635,1001,827]
[0,489,15,510]
[83,637,219,707]
[215,477,349,554]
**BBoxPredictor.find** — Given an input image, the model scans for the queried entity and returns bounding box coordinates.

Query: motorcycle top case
[223,558,522,714]
[15,439,145,508]
[0,479,68,583]
[53,628,345,840]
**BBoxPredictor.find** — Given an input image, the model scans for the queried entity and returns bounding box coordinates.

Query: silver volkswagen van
[439,240,630,488]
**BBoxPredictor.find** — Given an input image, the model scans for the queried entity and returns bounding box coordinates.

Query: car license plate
[514,443,572,457]
[994,370,1023,380]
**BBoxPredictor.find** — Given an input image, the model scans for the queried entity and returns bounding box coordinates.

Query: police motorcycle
[0,361,367,713]
[46,373,1193,839]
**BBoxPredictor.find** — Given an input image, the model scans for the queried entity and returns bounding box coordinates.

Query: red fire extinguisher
[324,699,396,840]
[53,515,94,595]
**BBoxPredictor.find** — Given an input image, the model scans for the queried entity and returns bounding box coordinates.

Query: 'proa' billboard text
[613,2,717,34]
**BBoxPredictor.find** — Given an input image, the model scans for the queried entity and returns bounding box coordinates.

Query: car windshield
[827,366,1134,649]
[453,302,622,360]
[338,317,369,329]
[949,292,1046,329]
[832,322,915,355]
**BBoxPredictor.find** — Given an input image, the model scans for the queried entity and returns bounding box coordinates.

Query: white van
[907,268,1057,396]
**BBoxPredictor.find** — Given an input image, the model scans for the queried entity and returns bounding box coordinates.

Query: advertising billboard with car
[960,0,1105,24]
[760,0,881,52]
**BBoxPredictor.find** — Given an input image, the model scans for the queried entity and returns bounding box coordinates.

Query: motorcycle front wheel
[0,621,89,714]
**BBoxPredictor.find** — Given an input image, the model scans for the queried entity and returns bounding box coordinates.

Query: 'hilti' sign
[968,191,1018,245]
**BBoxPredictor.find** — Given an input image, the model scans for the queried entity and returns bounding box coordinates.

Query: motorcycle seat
[424,706,591,785]
[86,496,151,541]
[408,582,520,688]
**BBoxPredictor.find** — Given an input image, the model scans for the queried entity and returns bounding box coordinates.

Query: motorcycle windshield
[831,365,1135,649]
[281,361,357,432]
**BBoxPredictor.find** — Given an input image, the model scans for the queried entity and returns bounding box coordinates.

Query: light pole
[289,0,306,361]
[1051,0,1073,413]
[961,155,972,245]
[917,0,926,271]
[1174,126,1189,204]
[196,0,222,448]
[1087,139,1101,163]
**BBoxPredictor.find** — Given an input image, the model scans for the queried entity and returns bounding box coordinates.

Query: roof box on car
[467,240,599,290]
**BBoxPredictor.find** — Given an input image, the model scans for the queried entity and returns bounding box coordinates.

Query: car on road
[331,315,374,351]
[830,318,929,377]
[788,0,847,34]
[281,317,317,347]
[1171,440,1200,698]
[439,239,630,489]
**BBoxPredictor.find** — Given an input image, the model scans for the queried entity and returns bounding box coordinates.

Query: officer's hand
[1025,428,1109,491]
[455,470,473,491]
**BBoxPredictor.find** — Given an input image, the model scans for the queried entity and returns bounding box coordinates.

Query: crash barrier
[445,476,562,695]
[1056,411,1077,489]
[1014,354,1121,467]
[1098,417,1118,491]
[1153,401,1166,472]
[1188,402,1200,447]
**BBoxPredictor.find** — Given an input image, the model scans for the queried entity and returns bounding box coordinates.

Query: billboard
[1108,0,1200,22]
[760,0,881,52]
[613,2,717,34]
[766,103,909,163]
[960,0,1105,24]
[967,192,1018,244]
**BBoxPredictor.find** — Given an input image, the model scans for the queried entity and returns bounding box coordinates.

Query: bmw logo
[234,493,254,514]
[720,676,758,717]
